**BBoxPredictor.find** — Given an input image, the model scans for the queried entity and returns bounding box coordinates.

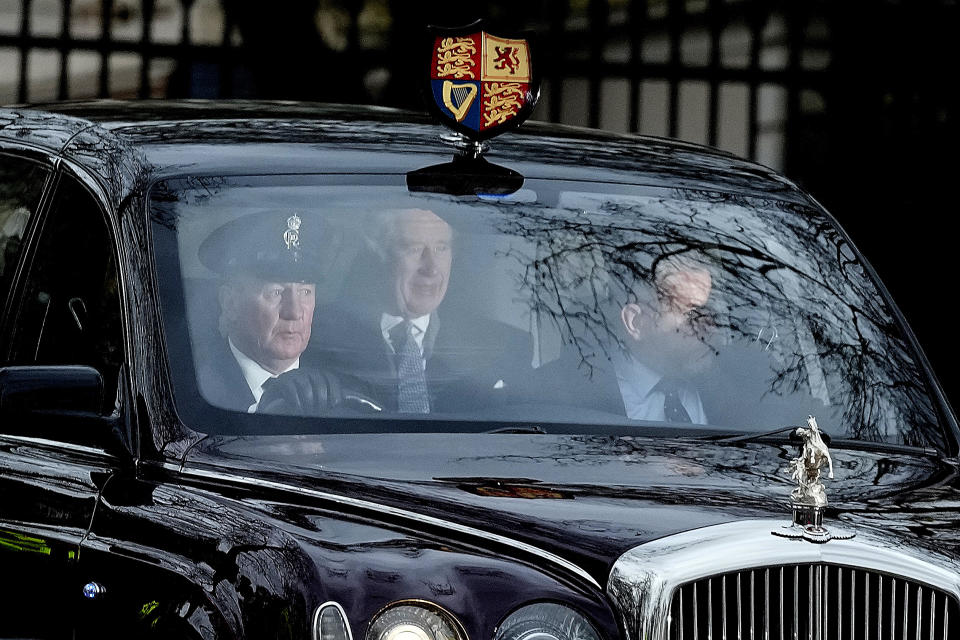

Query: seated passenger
[195,211,374,414]
[304,208,532,414]
[535,253,718,424]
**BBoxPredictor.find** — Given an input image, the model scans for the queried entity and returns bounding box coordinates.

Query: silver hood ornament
[772,415,855,543]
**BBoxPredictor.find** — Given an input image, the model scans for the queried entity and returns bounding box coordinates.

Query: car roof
[3,100,807,204]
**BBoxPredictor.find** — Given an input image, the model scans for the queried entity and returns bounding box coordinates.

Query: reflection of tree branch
[483,191,939,447]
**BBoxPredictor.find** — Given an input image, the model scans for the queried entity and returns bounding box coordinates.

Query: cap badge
[772,415,855,544]
[284,214,302,250]
[425,20,540,142]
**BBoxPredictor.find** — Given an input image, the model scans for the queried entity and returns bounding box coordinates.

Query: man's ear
[620,303,645,340]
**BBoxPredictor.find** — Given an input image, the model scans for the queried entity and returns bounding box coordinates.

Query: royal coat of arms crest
[425,21,541,141]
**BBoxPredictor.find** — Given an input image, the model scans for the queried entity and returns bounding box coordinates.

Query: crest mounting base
[439,132,489,159]
[770,503,856,544]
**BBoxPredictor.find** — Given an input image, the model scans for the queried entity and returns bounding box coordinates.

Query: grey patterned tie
[395,321,430,413]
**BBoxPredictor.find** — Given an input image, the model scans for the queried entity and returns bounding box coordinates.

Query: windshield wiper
[697,428,945,460]
[486,425,548,434]
[694,424,820,445]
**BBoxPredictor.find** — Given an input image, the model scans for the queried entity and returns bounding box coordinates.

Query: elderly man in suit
[194,211,327,412]
[306,207,531,414]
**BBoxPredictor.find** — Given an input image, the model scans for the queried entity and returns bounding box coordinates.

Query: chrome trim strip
[160,463,600,590]
[890,577,896,640]
[903,581,909,640]
[913,585,933,640]
[764,568,770,640]
[722,575,727,640]
[930,591,936,640]
[0,434,113,458]
[792,566,797,640]
[312,601,353,640]
[693,578,698,640]
[864,572,870,640]
[779,568,784,640]
[707,578,713,640]
[878,572,883,640]
[943,596,949,640]
[676,585,682,640]
[810,565,817,640]
[607,520,960,640]
[737,572,752,639]
[822,565,828,640]
[836,567,842,640]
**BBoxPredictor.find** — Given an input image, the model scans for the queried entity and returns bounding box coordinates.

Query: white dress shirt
[612,352,706,424]
[229,339,299,413]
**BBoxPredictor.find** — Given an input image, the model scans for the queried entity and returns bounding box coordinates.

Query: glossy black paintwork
[0,107,92,153]
[1,100,959,639]
[36,100,804,203]
[87,465,621,639]
[0,437,116,637]
[184,434,960,579]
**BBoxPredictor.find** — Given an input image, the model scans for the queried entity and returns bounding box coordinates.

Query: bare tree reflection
[484,190,938,447]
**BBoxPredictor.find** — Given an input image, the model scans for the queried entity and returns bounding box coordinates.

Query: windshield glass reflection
[150,177,942,449]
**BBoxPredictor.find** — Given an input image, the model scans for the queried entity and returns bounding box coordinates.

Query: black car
[1,100,958,640]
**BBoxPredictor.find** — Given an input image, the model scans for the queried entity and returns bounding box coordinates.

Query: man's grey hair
[364,209,404,262]
[363,208,454,262]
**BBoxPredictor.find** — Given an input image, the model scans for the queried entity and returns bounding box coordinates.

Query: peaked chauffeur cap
[198,211,327,283]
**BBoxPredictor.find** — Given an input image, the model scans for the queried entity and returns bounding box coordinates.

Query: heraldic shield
[425,21,540,141]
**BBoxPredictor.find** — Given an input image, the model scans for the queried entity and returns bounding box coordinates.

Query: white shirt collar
[380,313,430,353]
[612,351,662,402]
[228,338,299,412]
[611,351,706,424]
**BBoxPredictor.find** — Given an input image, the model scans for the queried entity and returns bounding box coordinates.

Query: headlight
[314,602,354,640]
[494,604,600,640]
[366,602,466,640]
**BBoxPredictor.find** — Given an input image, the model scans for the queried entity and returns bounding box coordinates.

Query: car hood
[179,433,960,583]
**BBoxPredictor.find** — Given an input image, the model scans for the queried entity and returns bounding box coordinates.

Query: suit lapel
[204,340,256,412]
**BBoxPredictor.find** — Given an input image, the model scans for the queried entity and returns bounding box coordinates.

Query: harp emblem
[441,81,478,122]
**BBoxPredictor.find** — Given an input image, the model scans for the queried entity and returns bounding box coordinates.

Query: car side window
[0,153,48,314]
[9,176,123,414]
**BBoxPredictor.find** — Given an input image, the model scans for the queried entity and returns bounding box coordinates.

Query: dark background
[3,0,957,409]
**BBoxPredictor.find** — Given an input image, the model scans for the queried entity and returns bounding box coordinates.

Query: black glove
[258,368,382,416]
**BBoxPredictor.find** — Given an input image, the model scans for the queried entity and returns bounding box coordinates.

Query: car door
[0,164,127,639]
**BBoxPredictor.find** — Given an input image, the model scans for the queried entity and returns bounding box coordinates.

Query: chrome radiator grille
[668,564,959,640]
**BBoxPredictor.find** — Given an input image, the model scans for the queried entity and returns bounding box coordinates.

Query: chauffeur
[196,211,323,413]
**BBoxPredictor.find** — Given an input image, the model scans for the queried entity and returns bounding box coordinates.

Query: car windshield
[150,174,945,449]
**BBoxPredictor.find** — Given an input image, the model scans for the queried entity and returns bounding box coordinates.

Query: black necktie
[660,382,691,423]
[394,322,430,413]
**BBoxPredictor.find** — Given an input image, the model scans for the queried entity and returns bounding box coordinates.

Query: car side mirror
[0,365,103,414]
[0,365,125,452]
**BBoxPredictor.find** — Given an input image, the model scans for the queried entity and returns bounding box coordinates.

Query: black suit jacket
[531,342,836,428]
[305,307,532,413]
[528,351,629,417]
[195,338,256,412]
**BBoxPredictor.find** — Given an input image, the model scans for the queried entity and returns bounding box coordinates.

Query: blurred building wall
[0,0,809,173]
